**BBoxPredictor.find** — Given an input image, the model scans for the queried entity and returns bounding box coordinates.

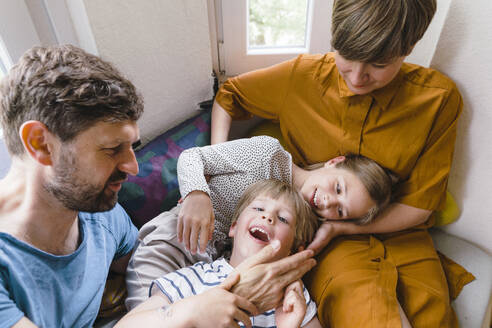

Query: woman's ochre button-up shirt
[216,52,462,211]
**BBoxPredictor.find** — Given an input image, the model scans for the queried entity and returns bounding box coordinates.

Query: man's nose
[118,149,139,176]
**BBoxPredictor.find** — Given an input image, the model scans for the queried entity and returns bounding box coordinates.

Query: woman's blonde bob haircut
[331,0,437,63]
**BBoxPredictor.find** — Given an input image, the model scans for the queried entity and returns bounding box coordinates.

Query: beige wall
[431,0,492,254]
[71,0,214,144]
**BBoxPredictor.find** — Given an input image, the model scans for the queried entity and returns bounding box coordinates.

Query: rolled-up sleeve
[396,85,463,210]
[215,57,298,121]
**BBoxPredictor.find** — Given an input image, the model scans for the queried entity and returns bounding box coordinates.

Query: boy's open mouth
[249,226,270,242]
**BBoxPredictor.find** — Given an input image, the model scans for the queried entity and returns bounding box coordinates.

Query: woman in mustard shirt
[211,0,465,327]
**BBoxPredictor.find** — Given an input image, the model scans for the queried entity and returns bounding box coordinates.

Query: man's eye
[336,183,341,194]
[104,145,122,155]
[371,63,388,68]
[104,148,118,155]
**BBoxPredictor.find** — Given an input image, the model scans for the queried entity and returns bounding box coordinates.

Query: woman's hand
[231,241,316,313]
[177,190,214,254]
[307,221,342,255]
[275,280,307,328]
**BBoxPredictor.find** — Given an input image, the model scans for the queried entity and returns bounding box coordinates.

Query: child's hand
[275,280,307,328]
[177,190,214,254]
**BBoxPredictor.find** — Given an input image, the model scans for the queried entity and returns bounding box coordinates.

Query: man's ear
[19,121,54,166]
[228,222,237,238]
[325,155,346,167]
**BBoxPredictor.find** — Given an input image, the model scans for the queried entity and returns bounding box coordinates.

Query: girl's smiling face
[228,195,297,267]
[299,160,376,221]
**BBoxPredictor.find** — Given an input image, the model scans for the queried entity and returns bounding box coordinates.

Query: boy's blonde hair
[231,179,319,252]
[331,0,437,63]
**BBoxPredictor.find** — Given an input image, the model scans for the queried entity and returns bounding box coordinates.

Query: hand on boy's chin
[262,239,288,262]
[231,241,316,313]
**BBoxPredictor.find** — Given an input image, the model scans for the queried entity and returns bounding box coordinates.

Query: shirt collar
[337,69,404,111]
[337,72,356,98]
[371,70,403,111]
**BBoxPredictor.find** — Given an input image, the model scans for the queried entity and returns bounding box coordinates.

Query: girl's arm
[308,202,431,254]
[177,136,285,200]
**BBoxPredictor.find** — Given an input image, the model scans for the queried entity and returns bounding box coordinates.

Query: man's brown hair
[331,0,437,63]
[0,44,144,156]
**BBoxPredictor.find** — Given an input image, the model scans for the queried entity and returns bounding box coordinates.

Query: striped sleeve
[152,259,232,303]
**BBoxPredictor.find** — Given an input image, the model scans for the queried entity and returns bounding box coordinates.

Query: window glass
[248,0,310,50]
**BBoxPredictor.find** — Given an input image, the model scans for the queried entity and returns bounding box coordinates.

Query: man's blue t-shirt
[0,204,137,328]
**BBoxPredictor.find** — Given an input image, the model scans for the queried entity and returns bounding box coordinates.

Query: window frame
[219,0,332,77]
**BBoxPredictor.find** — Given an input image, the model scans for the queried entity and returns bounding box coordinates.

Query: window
[218,0,332,76]
[247,0,311,54]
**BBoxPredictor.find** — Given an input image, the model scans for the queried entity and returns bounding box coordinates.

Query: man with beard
[0,45,313,328]
[0,45,144,327]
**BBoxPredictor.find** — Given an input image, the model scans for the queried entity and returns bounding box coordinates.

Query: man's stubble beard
[43,147,124,213]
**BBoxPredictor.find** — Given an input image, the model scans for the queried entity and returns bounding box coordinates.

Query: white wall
[74,0,214,144]
[430,0,492,254]
[0,0,40,66]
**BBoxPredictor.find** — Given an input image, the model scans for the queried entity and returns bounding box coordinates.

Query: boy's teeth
[251,227,267,235]
[250,227,270,242]
[314,189,319,207]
